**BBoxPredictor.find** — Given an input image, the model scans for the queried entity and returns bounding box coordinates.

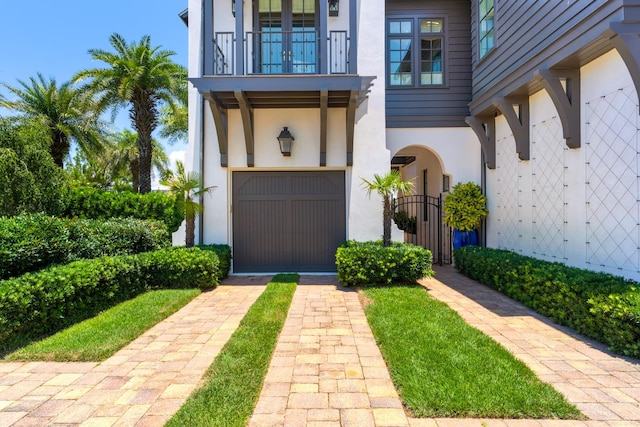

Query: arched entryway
[391,145,452,264]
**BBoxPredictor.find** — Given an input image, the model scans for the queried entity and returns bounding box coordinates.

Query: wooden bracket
[534,69,580,148]
[465,115,496,169]
[493,96,530,160]
[234,90,255,167]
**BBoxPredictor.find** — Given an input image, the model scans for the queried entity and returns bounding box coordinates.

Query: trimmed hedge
[454,246,640,358]
[336,240,434,286]
[0,214,170,280]
[68,218,170,261]
[199,244,232,282]
[0,247,219,351]
[63,187,183,233]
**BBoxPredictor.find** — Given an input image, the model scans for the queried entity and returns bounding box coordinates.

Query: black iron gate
[394,195,452,265]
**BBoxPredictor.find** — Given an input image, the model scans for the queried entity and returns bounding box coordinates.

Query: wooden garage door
[232,171,346,273]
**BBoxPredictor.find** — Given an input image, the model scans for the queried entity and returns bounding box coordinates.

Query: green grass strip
[363,285,583,419]
[5,289,200,362]
[166,273,298,427]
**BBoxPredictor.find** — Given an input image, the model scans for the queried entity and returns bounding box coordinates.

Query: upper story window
[479,0,495,58]
[388,18,444,87]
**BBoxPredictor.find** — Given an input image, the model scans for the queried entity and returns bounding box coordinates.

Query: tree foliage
[68,129,169,191]
[74,33,187,193]
[361,170,414,247]
[443,182,488,232]
[161,161,214,247]
[0,73,104,167]
[0,118,68,216]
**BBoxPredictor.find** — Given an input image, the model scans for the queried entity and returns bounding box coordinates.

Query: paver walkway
[0,281,267,426]
[412,266,640,427]
[248,275,409,427]
[1,269,640,427]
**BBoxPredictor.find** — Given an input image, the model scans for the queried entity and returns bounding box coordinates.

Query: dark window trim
[386,14,449,89]
[478,0,496,61]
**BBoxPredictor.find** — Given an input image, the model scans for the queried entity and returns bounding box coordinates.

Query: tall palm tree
[0,73,103,167]
[159,82,188,143]
[361,170,414,247]
[74,33,187,193]
[84,129,169,191]
[161,161,215,247]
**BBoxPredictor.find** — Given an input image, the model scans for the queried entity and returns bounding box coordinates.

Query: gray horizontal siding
[386,0,472,128]
[470,0,627,115]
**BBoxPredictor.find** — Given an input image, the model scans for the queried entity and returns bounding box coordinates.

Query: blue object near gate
[453,229,478,249]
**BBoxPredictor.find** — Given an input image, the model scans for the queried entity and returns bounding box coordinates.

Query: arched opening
[391,145,452,264]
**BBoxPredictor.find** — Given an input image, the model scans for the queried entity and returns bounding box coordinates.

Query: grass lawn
[166,273,298,427]
[4,289,200,362]
[362,285,584,419]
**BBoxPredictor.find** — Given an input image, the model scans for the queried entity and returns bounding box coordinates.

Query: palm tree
[159,82,188,143]
[0,73,103,167]
[106,130,169,192]
[361,170,414,247]
[74,33,187,193]
[161,161,215,247]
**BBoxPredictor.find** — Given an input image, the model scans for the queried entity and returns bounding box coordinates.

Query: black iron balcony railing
[213,30,350,76]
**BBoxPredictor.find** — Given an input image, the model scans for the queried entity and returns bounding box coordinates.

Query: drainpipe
[480,151,487,247]
[198,0,207,245]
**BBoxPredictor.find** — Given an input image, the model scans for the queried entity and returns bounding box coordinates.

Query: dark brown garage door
[232,171,346,273]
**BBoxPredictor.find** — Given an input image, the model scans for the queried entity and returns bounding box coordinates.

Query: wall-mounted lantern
[277,127,294,156]
[232,0,236,17]
[329,0,339,17]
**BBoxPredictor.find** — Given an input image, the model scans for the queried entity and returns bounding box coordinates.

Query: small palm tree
[74,33,187,193]
[362,170,414,247]
[161,161,215,247]
[0,73,103,167]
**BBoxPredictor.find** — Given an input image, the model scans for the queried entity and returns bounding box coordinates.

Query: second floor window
[388,18,444,87]
[479,0,495,58]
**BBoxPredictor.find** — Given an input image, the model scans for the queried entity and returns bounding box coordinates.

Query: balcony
[213,30,350,75]
[190,9,374,168]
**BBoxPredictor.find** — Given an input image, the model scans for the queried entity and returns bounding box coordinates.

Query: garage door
[232,171,346,273]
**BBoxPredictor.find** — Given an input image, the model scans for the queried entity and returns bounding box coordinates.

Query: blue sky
[0,0,189,161]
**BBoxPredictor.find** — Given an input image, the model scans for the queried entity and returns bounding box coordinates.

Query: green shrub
[0,247,219,351]
[68,218,170,261]
[454,246,640,357]
[336,240,434,286]
[0,214,71,280]
[63,187,183,232]
[0,119,69,217]
[199,244,232,281]
[0,214,170,280]
[137,247,219,290]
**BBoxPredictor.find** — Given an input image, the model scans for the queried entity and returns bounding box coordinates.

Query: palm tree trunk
[129,158,140,193]
[383,195,392,247]
[131,93,157,193]
[185,217,195,248]
[50,132,69,167]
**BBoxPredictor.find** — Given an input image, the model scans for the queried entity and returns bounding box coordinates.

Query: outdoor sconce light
[277,127,294,156]
[231,0,236,17]
[328,0,339,17]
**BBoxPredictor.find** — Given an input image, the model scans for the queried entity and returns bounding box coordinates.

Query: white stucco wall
[386,127,481,186]
[189,0,393,251]
[174,0,206,246]
[485,49,639,281]
[346,0,391,243]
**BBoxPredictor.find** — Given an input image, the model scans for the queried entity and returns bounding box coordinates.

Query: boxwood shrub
[336,240,434,286]
[63,187,183,232]
[0,214,170,280]
[454,246,640,357]
[68,217,170,261]
[0,247,219,352]
[199,244,232,282]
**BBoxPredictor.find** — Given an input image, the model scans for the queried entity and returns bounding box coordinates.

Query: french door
[255,0,318,74]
